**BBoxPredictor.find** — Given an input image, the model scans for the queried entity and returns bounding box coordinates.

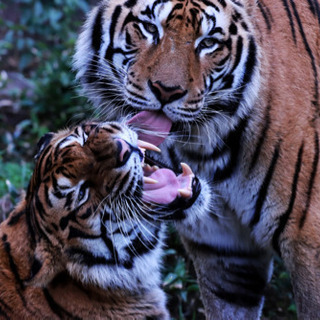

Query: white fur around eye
[57,177,73,189]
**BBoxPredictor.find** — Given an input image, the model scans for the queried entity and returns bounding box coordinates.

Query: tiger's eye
[144,22,158,34]
[201,38,216,48]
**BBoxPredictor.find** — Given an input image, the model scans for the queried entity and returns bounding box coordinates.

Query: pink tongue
[127,111,172,146]
[128,111,187,205]
[143,169,193,204]
[143,169,179,204]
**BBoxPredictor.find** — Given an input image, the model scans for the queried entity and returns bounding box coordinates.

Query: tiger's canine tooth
[143,177,158,184]
[181,162,194,176]
[178,189,192,198]
[137,140,161,153]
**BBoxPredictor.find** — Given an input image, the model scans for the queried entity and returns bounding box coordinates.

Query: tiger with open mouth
[0,121,210,319]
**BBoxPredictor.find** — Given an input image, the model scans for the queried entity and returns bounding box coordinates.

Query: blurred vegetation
[0,1,296,319]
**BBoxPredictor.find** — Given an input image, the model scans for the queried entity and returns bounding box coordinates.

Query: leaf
[163,273,178,286]
[33,1,43,16]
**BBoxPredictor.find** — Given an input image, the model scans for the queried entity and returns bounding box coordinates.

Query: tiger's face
[75,0,259,134]
[27,121,197,289]
[31,122,144,221]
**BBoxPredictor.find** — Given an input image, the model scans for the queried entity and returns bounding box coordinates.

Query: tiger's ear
[35,132,54,160]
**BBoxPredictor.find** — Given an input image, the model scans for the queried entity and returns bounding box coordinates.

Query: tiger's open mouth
[131,113,199,207]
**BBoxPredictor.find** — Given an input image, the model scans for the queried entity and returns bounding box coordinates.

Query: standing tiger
[0,121,206,319]
[74,0,320,319]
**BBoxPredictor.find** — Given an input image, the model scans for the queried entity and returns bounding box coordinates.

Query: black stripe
[121,11,140,33]
[167,146,182,173]
[214,116,248,181]
[299,131,319,228]
[218,0,227,7]
[289,0,319,114]
[2,235,24,290]
[272,142,304,255]
[124,0,137,8]
[198,0,220,12]
[257,0,272,30]
[25,203,37,244]
[184,143,229,163]
[91,5,104,53]
[221,263,266,294]
[43,289,81,320]
[116,171,131,194]
[239,36,257,92]
[307,0,320,25]
[187,239,265,259]
[104,5,122,62]
[79,207,93,220]
[25,258,43,282]
[219,36,257,116]
[307,0,316,15]
[7,209,25,226]
[35,193,47,220]
[44,185,53,208]
[210,283,263,307]
[59,210,77,231]
[249,142,280,228]
[54,137,72,160]
[129,229,159,257]
[66,247,116,267]
[210,260,267,307]
[68,227,100,240]
[33,145,52,189]
[64,191,74,210]
[126,88,148,101]
[2,234,26,306]
[281,0,296,43]
[31,198,52,244]
[230,36,243,73]
[166,3,184,24]
[100,222,120,263]
[249,103,271,171]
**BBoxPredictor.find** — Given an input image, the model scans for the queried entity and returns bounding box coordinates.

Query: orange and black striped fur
[74,0,320,318]
[0,121,205,319]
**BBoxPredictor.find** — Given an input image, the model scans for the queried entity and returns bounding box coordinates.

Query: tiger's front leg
[176,198,273,320]
[276,205,320,319]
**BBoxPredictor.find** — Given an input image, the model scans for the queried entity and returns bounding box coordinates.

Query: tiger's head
[74,0,260,144]
[26,121,197,290]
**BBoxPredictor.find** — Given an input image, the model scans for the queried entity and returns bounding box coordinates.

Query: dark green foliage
[0,0,92,163]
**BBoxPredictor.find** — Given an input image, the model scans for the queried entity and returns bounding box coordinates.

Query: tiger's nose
[115,139,143,167]
[148,80,187,106]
